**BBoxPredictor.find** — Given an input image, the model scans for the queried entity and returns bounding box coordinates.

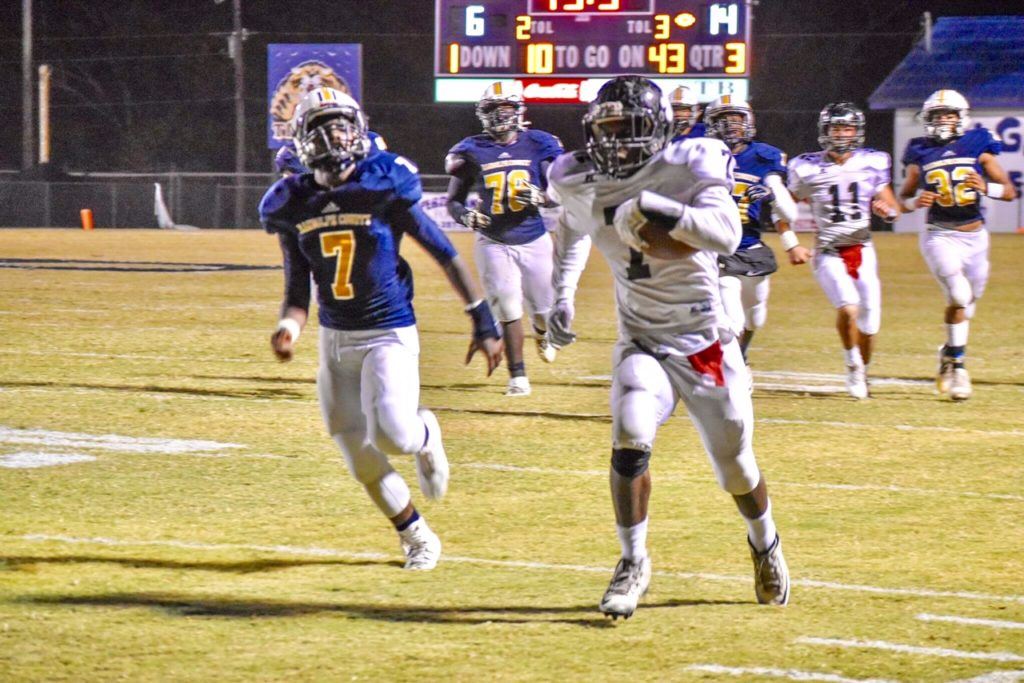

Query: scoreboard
[435,0,750,103]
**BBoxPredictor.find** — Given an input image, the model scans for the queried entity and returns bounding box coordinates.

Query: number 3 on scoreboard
[320,230,357,300]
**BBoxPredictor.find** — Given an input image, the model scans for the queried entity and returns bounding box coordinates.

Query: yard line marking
[0,427,242,455]
[461,463,1024,502]
[796,637,1024,663]
[685,664,897,683]
[917,613,1024,630]
[949,671,1024,682]
[11,534,1024,605]
[0,452,98,469]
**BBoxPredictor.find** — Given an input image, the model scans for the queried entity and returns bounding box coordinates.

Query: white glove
[513,179,546,208]
[460,210,492,230]
[546,298,576,349]
[612,198,649,252]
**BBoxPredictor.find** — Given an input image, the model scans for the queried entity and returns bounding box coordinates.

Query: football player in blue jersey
[704,96,798,368]
[274,131,388,177]
[259,88,503,570]
[445,82,565,396]
[898,90,1017,401]
[668,85,706,141]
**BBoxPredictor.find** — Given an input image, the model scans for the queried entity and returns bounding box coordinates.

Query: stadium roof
[869,16,1024,110]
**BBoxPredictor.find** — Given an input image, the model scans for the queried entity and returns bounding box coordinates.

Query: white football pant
[719,273,770,338]
[919,227,989,310]
[317,325,426,518]
[812,243,881,335]
[610,334,760,495]
[474,231,555,330]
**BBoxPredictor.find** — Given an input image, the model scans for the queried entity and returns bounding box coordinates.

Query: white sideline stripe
[917,613,1024,630]
[796,637,1024,663]
[949,671,1024,682]
[461,463,1024,502]
[0,427,242,454]
[685,664,897,683]
[11,534,1024,605]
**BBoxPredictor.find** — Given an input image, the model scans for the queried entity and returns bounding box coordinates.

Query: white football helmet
[920,89,970,142]
[704,95,755,148]
[668,86,698,136]
[477,81,528,137]
[291,87,371,172]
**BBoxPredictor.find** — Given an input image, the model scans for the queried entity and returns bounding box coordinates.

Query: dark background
[0,1,1019,176]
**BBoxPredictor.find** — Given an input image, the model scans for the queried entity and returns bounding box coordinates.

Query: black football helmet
[583,76,671,179]
[817,102,865,154]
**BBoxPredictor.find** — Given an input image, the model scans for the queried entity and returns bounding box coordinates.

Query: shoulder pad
[527,129,565,157]
[258,175,303,233]
[548,150,594,188]
[964,127,1002,155]
[788,152,821,178]
[360,152,423,203]
[752,142,783,163]
[663,137,733,182]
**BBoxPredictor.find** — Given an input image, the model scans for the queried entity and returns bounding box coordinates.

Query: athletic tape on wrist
[277,317,301,342]
[779,230,799,251]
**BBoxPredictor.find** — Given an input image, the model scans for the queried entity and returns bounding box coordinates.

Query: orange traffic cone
[80,209,94,231]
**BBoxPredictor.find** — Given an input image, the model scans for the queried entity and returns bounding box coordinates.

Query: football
[638,221,696,260]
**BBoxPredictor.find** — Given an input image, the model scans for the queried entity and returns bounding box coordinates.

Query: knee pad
[613,389,660,452]
[611,447,650,479]
[712,447,761,495]
[372,408,425,456]
[945,274,973,308]
[857,305,880,336]
[489,291,524,324]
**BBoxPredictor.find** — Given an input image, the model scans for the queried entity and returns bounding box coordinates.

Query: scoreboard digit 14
[435,0,751,104]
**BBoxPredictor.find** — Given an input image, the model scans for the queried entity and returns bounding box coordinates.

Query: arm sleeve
[550,210,592,302]
[668,185,742,255]
[391,202,458,265]
[278,230,311,315]
[766,173,798,223]
[445,170,474,223]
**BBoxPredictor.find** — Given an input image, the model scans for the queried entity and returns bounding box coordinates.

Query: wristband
[779,230,800,251]
[901,195,919,212]
[985,182,1004,199]
[464,298,485,313]
[277,317,301,342]
[467,300,500,341]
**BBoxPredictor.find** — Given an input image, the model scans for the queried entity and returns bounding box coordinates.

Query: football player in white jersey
[546,76,790,619]
[897,90,1016,401]
[786,103,899,399]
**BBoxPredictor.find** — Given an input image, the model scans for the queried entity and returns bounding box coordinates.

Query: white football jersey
[787,149,891,250]
[548,137,739,341]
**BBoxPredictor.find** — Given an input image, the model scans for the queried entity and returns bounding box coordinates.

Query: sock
[946,321,969,349]
[509,361,526,378]
[745,501,777,554]
[844,346,863,368]
[395,509,421,532]
[616,518,649,561]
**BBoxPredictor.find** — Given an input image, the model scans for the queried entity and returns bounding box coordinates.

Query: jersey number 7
[320,230,357,300]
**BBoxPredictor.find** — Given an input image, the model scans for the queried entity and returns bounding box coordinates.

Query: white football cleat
[749,535,790,606]
[535,336,557,363]
[599,556,651,619]
[936,346,954,394]
[950,367,972,401]
[415,408,449,501]
[845,364,868,400]
[399,518,442,570]
[505,376,532,396]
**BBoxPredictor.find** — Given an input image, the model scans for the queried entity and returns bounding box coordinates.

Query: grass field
[1,228,1022,682]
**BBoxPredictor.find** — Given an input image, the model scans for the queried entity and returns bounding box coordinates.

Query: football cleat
[845,364,868,400]
[536,336,557,364]
[399,518,442,570]
[599,556,652,619]
[415,409,449,501]
[505,376,532,397]
[950,367,972,402]
[936,346,955,394]
[749,535,790,606]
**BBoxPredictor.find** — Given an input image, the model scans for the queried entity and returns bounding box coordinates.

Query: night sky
[0,0,1019,175]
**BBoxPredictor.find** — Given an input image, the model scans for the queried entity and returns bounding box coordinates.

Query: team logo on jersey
[270,61,351,141]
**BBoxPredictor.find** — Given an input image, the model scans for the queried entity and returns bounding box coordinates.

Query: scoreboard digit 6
[435,0,750,103]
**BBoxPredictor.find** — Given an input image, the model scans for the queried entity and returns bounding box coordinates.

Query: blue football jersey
[901,127,1002,227]
[446,129,563,245]
[671,121,707,143]
[259,152,457,331]
[729,141,787,248]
